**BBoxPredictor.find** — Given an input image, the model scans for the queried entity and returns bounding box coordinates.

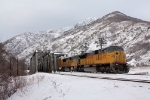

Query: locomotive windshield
[106,46,124,52]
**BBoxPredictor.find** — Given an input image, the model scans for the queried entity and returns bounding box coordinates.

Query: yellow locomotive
[59,46,129,74]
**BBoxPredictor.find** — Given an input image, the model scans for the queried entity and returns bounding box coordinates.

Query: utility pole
[98,37,107,50]
[99,38,103,50]
[84,43,88,52]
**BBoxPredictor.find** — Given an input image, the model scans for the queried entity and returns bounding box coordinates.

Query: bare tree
[0,41,27,99]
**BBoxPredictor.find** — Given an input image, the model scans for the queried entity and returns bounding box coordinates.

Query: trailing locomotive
[30,46,129,74]
[59,46,129,74]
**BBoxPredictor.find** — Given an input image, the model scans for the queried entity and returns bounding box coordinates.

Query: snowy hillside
[4,11,150,66]
[4,18,96,59]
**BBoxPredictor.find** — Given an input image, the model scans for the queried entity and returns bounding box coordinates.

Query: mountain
[4,11,150,66]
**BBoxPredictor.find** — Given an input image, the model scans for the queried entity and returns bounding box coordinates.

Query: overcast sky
[0,0,150,42]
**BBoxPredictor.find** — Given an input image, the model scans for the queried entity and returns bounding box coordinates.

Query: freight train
[30,46,129,74]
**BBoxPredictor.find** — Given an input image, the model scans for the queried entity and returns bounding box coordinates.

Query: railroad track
[59,73,150,84]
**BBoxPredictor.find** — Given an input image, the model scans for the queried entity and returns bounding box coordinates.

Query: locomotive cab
[106,46,129,73]
[106,46,126,64]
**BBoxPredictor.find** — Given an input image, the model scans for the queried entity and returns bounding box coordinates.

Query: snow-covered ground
[8,67,150,100]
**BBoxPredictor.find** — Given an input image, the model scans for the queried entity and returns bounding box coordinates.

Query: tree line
[0,42,27,99]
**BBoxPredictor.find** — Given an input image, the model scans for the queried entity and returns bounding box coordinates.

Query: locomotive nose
[115,51,126,63]
[111,51,121,63]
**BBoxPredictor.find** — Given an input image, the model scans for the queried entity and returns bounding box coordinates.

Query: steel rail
[59,73,150,84]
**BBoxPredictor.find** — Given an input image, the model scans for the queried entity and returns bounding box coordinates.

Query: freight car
[59,46,129,74]
[30,51,65,74]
